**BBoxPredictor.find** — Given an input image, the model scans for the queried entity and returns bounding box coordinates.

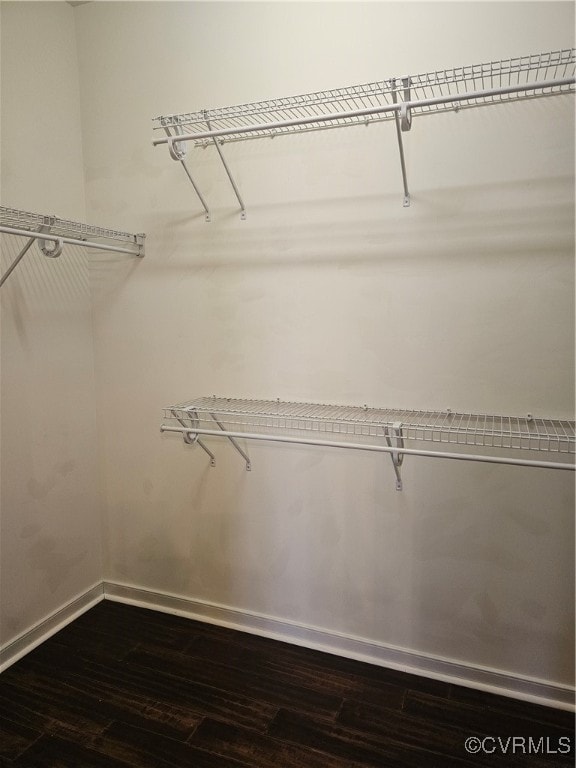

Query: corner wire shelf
[161,397,576,491]
[152,49,576,217]
[0,206,145,288]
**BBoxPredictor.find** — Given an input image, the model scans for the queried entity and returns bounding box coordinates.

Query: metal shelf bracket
[38,236,63,259]
[384,421,405,491]
[391,78,411,208]
[0,216,56,287]
[209,412,251,470]
[36,217,62,258]
[399,78,412,132]
[174,406,251,470]
[171,410,216,466]
[204,111,246,221]
[0,237,36,288]
[166,126,211,222]
[167,138,185,162]
[183,431,216,467]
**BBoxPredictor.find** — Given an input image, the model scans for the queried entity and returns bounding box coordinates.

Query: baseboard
[0,582,104,673]
[103,580,575,712]
[2,579,572,711]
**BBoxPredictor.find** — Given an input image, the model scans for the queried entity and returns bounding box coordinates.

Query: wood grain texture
[0,600,573,767]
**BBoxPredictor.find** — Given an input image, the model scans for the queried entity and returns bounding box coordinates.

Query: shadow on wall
[146,175,575,271]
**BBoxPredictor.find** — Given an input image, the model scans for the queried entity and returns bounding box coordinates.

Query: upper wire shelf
[152,49,575,216]
[153,49,575,146]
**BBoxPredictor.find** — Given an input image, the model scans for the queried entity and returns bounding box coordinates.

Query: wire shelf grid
[153,49,575,146]
[163,397,576,455]
[0,206,140,245]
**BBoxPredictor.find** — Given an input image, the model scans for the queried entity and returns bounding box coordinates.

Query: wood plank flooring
[0,600,573,767]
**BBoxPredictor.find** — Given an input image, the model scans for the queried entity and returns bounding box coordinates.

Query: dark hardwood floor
[0,600,573,767]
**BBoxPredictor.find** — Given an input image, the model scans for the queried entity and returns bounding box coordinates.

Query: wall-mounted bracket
[166,126,188,162]
[135,234,146,257]
[38,236,63,258]
[384,421,405,491]
[0,217,51,288]
[399,78,412,132]
[36,218,62,258]
[165,126,211,222]
[390,78,412,208]
[184,432,216,466]
[171,409,216,466]
[0,236,36,288]
[210,412,251,470]
[168,133,187,162]
[204,112,246,221]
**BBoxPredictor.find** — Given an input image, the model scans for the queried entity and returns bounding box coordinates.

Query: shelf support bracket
[204,111,246,220]
[0,218,55,288]
[209,412,251,470]
[384,421,405,491]
[390,78,411,208]
[171,410,216,466]
[184,433,217,466]
[38,236,63,259]
[165,126,211,222]
[0,235,36,288]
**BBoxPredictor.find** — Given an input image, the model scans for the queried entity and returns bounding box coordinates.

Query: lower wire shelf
[161,396,576,490]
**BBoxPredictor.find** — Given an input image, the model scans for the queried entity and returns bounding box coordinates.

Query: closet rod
[160,425,576,472]
[153,76,575,147]
[0,225,143,257]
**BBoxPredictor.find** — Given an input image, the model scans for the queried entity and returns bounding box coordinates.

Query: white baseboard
[0,583,104,672]
[103,580,575,712]
[1,579,572,711]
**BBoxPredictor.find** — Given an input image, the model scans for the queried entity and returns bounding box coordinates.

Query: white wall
[0,2,102,648]
[78,0,574,689]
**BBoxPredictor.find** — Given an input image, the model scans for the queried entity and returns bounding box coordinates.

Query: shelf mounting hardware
[38,235,63,259]
[384,421,405,491]
[171,409,216,466]
[391,78,411,207]
[0,216,56,287]
[204,111,246,220]
[210,412,251,470]
[166,125,211,222]
[184,431,216,466]
[0,236,36,288]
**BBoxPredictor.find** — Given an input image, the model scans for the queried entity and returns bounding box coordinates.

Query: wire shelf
[153,49,575,146]
[0,206,142,246]
[164,397,576,455]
